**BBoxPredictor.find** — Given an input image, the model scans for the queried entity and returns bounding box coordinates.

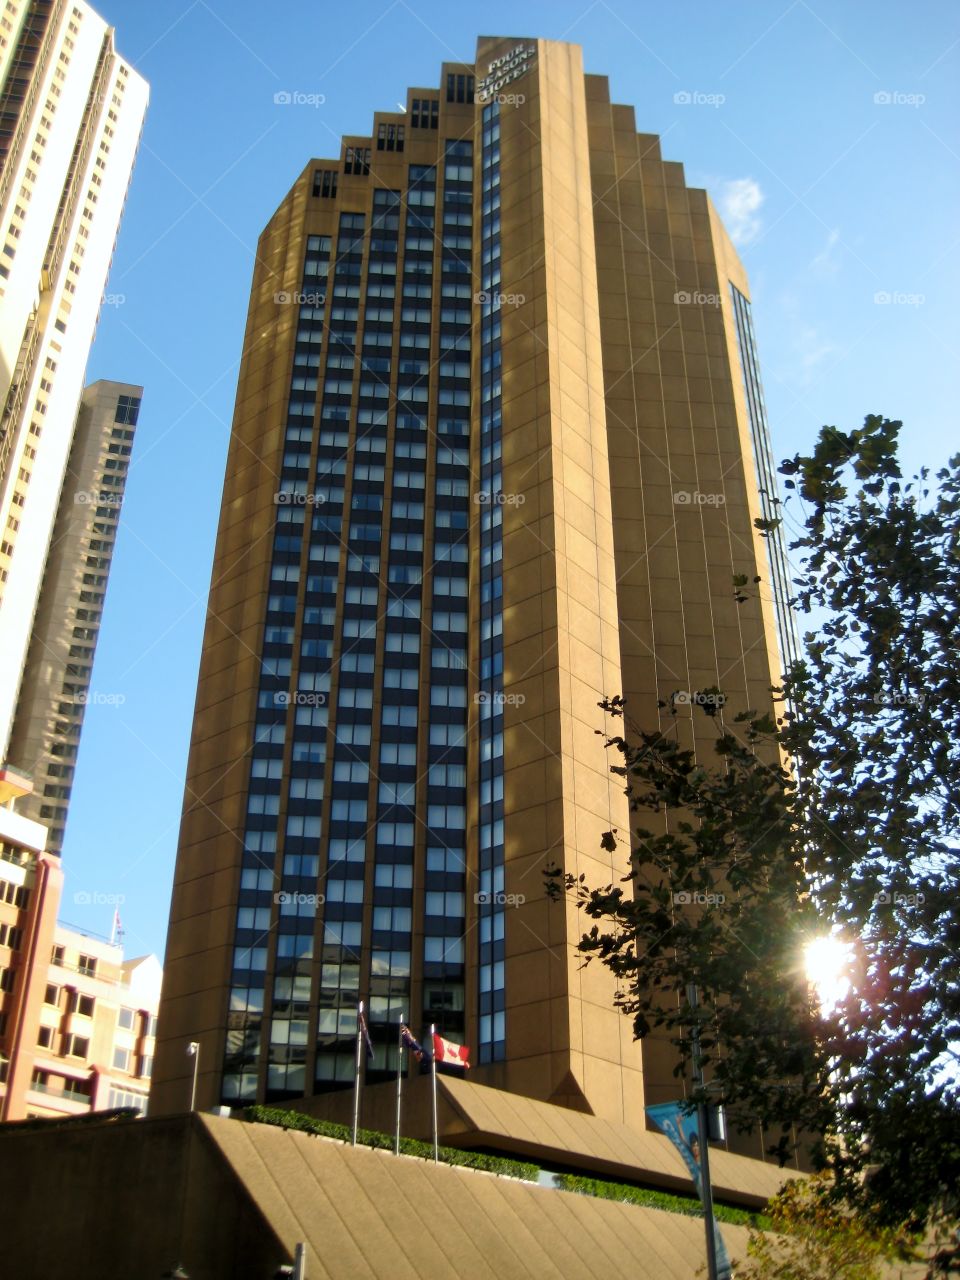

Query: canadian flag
[433,1032,470,1069]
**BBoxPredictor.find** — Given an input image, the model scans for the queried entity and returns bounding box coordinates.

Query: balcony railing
[30,1080,92,1106]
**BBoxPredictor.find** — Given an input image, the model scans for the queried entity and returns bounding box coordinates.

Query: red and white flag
[432,1032,470,1069]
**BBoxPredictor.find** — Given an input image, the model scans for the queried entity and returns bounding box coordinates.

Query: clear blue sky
[63,0,959,959]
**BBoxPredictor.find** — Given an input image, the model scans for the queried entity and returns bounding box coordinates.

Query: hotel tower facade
[152,37,793,1131]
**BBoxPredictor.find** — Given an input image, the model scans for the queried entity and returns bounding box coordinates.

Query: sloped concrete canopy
[294,1073,791,1208]
[0,1110,753,1278]
[0,1110,928,1278]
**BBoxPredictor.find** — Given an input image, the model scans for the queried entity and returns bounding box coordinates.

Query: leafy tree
[545,417,960,1249]
[734,1175,915,1280]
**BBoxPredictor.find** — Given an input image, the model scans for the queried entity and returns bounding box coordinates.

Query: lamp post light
[186,1041,200,1111]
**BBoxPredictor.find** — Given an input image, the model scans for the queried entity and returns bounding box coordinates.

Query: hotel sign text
[475,43,537,103]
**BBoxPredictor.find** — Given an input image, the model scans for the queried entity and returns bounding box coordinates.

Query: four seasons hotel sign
[475,42,538,103]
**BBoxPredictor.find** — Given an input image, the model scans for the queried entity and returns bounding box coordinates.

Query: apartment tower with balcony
[7,379,142,853]
[0,1,148,760]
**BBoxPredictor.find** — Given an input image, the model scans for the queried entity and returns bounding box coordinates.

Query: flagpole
[395,1012,404,1156]
[430,1021,438,1164]
[352,999,364,1147]
[687,983,719,1280]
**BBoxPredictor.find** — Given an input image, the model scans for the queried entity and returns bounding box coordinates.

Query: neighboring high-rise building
[0,2,148,762]
[152,38,794,1135]
[7,379,142,853]
[0,765,161,1120]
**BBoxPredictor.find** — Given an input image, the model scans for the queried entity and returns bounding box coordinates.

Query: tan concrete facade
[585,76,786,1121]
[475,36,643,1123]
[0,1109,926,1280]
[0,1110,763,1280]
[154,38,787,1147]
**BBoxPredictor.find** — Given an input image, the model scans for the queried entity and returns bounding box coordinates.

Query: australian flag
[400,1024,425,1062]
[358,1005,375,1060]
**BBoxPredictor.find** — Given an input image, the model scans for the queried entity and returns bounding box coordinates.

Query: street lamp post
[687,984,719,1280]
[186,1041,200,1111]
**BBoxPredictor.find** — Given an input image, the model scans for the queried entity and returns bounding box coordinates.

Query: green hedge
[555,1173,772,1230]
[243,1105,540,1182]
[243,1106,771,1226]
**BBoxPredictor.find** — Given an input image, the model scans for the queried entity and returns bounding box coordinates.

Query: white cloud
[794,325,838,381]
[810,228,841,277]
[715,177,764,246]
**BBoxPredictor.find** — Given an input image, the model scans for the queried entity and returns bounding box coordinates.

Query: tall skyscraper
[153,37,794,1129]
[0,2,148,761]
[0,5,149,1123]
[7,379,142,853]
